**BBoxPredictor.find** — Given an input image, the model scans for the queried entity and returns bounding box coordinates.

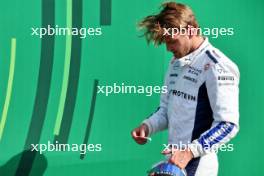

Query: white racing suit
[143,38,240,176]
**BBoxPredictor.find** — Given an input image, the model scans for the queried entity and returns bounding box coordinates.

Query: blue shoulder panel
[205,50,218,64]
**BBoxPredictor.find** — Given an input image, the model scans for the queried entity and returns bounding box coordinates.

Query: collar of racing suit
[172,37,210,67]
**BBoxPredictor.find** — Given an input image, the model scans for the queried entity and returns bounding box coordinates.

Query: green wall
[0,0,263,175]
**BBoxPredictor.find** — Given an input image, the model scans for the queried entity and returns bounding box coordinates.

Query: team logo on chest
[169,90,196,101]
[183,75,198,83]
[187,66,202,76]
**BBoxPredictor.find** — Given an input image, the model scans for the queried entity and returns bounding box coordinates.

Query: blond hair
[138,2,199,45]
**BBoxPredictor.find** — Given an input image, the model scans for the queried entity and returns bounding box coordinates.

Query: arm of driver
[189,61,240,157]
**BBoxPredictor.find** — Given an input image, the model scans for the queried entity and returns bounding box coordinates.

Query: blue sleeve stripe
[205,50,218,64]
[198,122,235,148]
[199,122,226,142]
[211,123,234,143]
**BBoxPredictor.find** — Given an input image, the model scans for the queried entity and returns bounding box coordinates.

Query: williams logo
[216,68,229,74]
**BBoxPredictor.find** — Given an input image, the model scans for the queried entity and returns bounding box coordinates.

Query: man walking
[131,2,240,176]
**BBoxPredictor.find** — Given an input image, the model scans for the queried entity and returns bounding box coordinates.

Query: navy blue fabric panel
[191,83,214,141]
[205,50,218,64]
[185,157,201,176]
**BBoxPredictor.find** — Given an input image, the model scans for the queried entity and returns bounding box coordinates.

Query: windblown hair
[138,2,199,45]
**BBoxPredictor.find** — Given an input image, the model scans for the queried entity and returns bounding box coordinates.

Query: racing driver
[131,2,240,176]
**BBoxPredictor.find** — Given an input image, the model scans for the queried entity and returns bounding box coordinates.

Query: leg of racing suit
[185,153,218,176]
